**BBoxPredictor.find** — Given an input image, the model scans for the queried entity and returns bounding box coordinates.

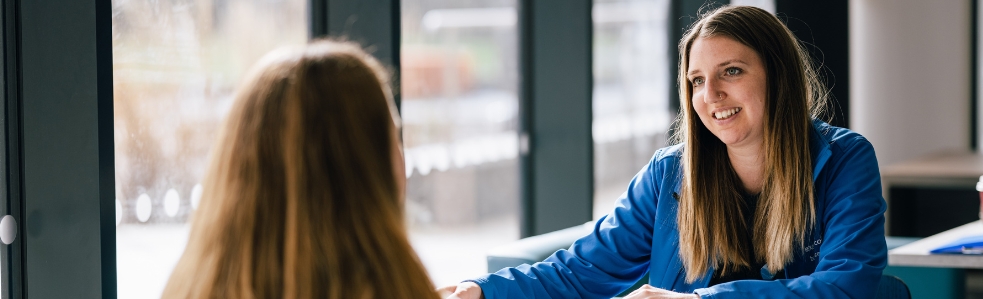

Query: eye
[691,77,705,86]
[725,67,743,76]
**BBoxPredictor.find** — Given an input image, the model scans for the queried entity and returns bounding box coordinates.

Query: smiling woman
[674,5,829,287]
[441,6,887,299]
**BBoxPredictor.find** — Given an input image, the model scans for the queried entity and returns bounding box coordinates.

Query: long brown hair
[162,40,439,299]
[674,6,828,282]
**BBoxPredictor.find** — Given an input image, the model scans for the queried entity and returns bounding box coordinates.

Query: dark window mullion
[17,0,114,297]
[519,0,593,237]
[309,0,328,40]
[1,0,23,297]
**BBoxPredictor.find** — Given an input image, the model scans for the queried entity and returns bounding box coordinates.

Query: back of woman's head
[162,40,439,299]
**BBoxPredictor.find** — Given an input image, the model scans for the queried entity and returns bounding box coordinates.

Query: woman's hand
[436,282,484,299]
[623,285,700,299]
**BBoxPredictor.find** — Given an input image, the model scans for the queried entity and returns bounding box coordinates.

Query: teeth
[713,108,741,120]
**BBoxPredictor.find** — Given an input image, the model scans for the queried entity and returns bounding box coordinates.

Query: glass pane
[592,0,674,219]
[401,0,520,286]
[111,1,307,298]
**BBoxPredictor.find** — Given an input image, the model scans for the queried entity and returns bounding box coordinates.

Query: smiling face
[687,36,768,150]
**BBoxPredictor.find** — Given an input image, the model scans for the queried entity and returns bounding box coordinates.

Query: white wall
[850,0,971,167]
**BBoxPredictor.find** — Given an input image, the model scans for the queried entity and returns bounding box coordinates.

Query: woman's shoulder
[639,144,685,185]
[812,119,873,153]
[650,143,684,165]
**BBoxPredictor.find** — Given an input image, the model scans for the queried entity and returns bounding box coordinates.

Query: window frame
[7,0,116,297]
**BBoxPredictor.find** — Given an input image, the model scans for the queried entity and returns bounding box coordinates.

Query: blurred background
[105,0,983,298]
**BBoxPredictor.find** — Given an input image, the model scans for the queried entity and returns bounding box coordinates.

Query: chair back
[875,274,911,299]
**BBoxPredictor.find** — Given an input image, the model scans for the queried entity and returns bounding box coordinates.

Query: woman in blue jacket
[440,5,886,299]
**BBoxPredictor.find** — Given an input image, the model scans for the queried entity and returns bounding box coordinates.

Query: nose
[703,78,724,104]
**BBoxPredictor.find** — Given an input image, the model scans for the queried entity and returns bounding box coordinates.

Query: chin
[710,132,743,146]
[716,138,739,146]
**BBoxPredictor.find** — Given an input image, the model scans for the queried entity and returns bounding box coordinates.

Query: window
[592,0,674,219]
[112,0,307,297]
[401,0,520,286]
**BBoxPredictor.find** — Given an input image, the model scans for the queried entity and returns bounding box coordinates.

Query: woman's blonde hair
[162,40,439,299]
[673,6,828,282]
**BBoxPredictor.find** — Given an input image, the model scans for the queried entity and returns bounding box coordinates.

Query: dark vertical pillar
[775,0,850,128]
[309,0,328,39]
[972,0,978,151]
[18,0,115,297]
[0,0,24,297]
[95,0,116,297]
[519,0,593,237]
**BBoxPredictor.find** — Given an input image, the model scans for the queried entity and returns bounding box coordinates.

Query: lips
[713,107,741,120]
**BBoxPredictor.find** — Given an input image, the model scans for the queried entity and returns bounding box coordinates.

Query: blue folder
[929,235,983,254]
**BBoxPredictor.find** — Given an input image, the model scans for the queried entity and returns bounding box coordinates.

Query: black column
[775,0,850,128]
[519,0,593,237]
[18,0,116,297]
[0,0,24,297]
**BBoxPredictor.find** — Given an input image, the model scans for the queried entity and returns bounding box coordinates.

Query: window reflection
[112,0,307,297]
[592,0,674,219]
[401,0,520,286]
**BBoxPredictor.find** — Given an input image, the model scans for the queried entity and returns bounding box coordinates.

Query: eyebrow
[687,59,749,76]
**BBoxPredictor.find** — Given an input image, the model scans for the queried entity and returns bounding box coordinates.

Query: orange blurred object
[401,46,475,98]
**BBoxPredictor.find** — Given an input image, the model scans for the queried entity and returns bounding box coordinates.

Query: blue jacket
[471,120,887,299]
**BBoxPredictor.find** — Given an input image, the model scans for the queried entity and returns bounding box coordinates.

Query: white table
[888,220,983,269]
